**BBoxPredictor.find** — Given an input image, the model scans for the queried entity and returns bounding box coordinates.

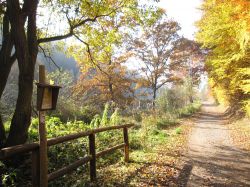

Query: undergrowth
[0,102,200,186]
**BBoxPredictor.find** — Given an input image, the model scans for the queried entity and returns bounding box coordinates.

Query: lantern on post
[36,83,61,111]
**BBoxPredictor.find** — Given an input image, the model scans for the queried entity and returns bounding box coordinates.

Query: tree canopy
[196,0,250,114]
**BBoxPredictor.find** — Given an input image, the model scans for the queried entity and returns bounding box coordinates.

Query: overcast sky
[158,0,202,39]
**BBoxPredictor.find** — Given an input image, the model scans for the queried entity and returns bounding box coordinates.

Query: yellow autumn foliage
[196,0,250,115]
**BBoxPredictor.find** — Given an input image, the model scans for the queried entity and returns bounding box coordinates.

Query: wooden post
[89,133,96,181]
[123,127,129,162]
[32,149,40,187]
[38,65,48,187]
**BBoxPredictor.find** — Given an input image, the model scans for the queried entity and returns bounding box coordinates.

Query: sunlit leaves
[196,0,250,110]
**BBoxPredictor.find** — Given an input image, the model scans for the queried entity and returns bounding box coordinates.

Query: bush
[128,114,178,151]
[133,112,142,122]
[101,103,110,126]
[156,118,179,129]
[175,127,182,134]
[110,108,121,125]
[52,104,97,123]
[28,116,90,142]
[90,114,101,128]
[177,101,201,117]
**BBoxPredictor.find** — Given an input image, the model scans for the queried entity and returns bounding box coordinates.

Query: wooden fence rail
[0,124,134,187]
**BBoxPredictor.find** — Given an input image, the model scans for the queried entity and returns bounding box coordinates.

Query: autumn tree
[70,16,136,107]
[196,0,250,113]
[0,0,151,147]
[132,16,181,106]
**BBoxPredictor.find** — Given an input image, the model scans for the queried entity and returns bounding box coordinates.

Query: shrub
[90,114,101,128]
[110,108,121,125]
[101,103,110,126]
[175,127,182,134]
[177,101,201,117]
[133,112,142,122]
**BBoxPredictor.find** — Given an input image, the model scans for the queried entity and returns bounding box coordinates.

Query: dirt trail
[179,102,250,187]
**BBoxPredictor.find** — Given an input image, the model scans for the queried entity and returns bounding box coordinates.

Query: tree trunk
[0,116,6,147]
[152,75,158,109]
[108,60,115,102]
[5,66,36,146]
[0,12,15,147]
[152,86,157,109]
[0,60,15,146]
[5,0,38,147]
[108,81,115,102]
[189,96,193,103]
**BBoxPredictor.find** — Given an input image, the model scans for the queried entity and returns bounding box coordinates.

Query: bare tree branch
[38,45,61,70]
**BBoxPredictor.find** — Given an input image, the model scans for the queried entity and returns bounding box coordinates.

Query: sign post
[38,65,48,187]
[37,65,61,187]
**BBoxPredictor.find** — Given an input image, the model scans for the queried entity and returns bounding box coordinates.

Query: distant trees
[196,0,250,114]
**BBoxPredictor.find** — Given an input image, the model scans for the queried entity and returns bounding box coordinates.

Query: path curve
[180,102,250,187]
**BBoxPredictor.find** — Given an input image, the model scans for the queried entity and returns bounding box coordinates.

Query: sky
[158,0,202,39]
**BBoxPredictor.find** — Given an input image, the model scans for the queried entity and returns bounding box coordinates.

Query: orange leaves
[74,57,135,106]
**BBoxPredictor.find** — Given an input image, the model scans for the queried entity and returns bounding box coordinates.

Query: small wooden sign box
[36,83,61,111]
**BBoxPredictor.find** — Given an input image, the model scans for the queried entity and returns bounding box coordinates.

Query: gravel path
[179,103,250,187]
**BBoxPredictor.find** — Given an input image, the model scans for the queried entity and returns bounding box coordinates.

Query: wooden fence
[0,123,134,187]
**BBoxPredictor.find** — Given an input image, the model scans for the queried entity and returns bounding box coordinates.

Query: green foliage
[177,101,201,117]
[110,108,121,125]
[90,114,101,128]
[129,114,177,151]
[133,112,142,122]
[175,127,182,134]
[0,161,17,186]
[28,117,90,141]
[156,115,180,129]
[156,81,199,114]
[101,103,110,126]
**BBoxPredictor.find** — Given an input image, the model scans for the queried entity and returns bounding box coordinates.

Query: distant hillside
[37,51,79,78]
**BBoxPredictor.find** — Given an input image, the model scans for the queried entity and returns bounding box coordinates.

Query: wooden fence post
[89,133,96,181]
[32,149,40,187]
[123,127,129,162]
[38,65,48,187]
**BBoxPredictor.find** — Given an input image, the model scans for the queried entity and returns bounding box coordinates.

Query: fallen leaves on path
[229,118,250,151]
